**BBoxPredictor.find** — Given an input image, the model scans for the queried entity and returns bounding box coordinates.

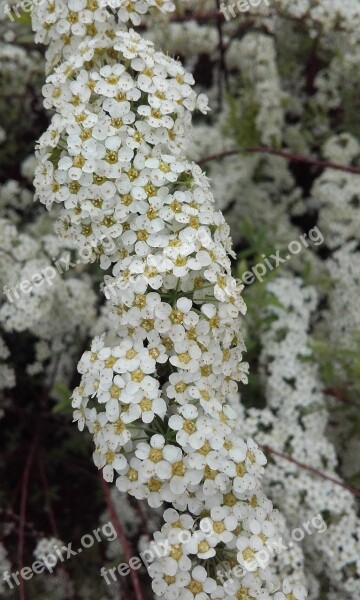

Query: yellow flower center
[81,225,92,237]
[183,420,196,434]
[110,385,121,399]
[213,521,225,533]
[170,201,181,213]
[148,478,162,492]
[204,465,217,480]
[114,420,125,434]
[127,468,138,482]
[188,581,202,594]
[236,463,246,477]
[172,461,186,476]
[170,309,183,324]
[134,294,146,308]
[106,75,119,85]
[175,256,187,266]
[105,451,115,464]
[131,369,144,382]
[67,11,78,23]
[198,441,211,456]
[175,382,186,393]
[73,155,85,168]
[242,548,255,562]
[144,183,157,197]
[223,492,237,507]
[149,448,162,463]
[198,541,210,553]
[200,365,212,377]
[178,353,191,364]
[105,356,117,368]
[141,318,154,331]
[170,545,182,560]
[111,118,123,128]
[137,229,149,241]
[105,151,118,164]
[140,398,152,412]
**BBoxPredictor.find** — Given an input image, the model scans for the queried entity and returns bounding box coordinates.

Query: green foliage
[236,220,276,260]
[51,381,73,415]
[224,92,261,150]
[312,336,360,394]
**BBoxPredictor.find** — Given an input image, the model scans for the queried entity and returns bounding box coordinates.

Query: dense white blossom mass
[0,0,359,599]
[31,1,292,599]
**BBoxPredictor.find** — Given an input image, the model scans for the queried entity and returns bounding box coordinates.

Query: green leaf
[52,381,73,414]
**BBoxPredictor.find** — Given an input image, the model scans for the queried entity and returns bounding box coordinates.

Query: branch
[261,445,360,500]
[197,149,239,165]
[198,146,360,175]
[38,454,72,582]
[171,11,219,22]
[18,436,38,600]
[325,387,360,409]
[247,146,360,174]
[38,453,60,537]
[215,0,228,110]
[100,477,144,600]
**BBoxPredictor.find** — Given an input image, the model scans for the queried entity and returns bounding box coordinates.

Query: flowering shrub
[0,1,359,599]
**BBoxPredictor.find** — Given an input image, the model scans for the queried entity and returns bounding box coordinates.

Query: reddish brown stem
[198,146,360,175]
[18,436,38,600]
[100,477,144,600]
[261,444,360,500]
[215,0,228,109]
[325,388,360,409]
[38,454,72,581]
[197,149,239,165]
[171,11,219,22]
[38,454,60,538]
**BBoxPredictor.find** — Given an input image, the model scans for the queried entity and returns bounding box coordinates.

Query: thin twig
[197,149,239,165]
[170,11,219,22]
[18,436,38,600]
[215,0,228,109]
[38,454,60,537]
[261,445,360,500]
[325,388,360,409]
[100,477,144,600]
[38,453,72,581]
[198,146,360,175]
[247,146,360,174]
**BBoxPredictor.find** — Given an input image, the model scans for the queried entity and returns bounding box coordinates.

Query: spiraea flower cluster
[31,1,292,598]
[31,0,175,70]
[241,277,360,599]
[34,30,209,267]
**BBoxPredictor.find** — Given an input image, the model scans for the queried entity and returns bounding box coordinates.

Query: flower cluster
[0,335,15,396]
[34,537,64,565]
[242,277,360,599]
[31,0,289,597]
[31,0,174,70]
[0,542,11,595]
[34,30,209,267]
